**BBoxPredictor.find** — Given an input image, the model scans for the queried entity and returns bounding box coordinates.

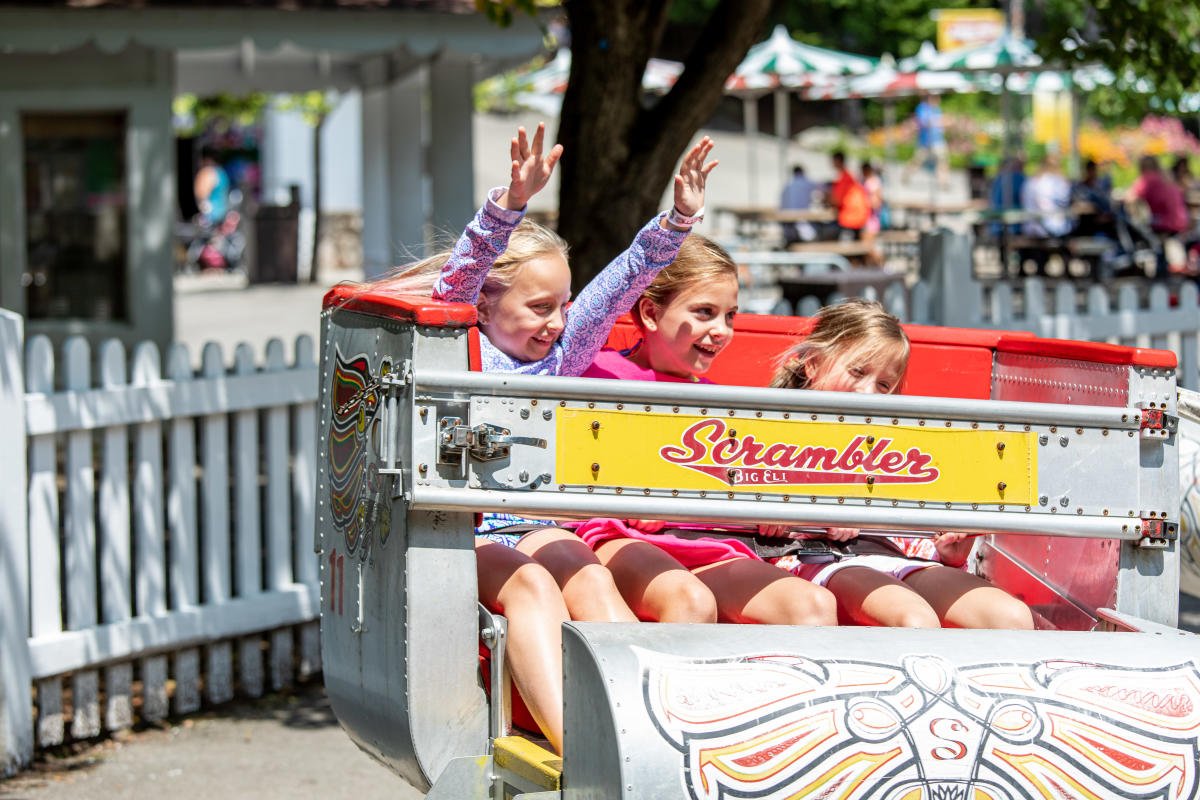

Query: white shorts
[775,553,938,587]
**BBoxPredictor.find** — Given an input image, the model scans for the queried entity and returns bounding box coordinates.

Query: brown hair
[632,234,738,328]
[342,218,568,305]
[770,298,909,390]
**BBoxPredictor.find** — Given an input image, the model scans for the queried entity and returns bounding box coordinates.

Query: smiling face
[477,252,572,362]
[631,275,739,379]
[806,340,907,395]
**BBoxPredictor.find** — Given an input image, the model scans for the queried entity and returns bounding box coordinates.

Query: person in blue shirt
[193,145,231,225]
[779,165,819,244]
[914,94,948,187]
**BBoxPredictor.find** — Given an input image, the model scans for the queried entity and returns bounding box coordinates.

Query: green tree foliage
[670,0,975,60]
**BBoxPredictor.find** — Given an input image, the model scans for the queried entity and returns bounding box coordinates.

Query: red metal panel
[997,334,1176,370]
[322,284,477,327]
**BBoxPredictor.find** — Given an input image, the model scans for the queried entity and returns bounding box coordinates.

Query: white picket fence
[788,278,1200,391]
[0,309,320,776]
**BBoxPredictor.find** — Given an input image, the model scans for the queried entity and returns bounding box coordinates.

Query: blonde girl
[362,123,717,752]
[765,298,1035,630]
[575,235,838,627]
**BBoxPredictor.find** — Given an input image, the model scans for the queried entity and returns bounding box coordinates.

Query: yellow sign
[934,8,1006,52]
[557,409,1036,505]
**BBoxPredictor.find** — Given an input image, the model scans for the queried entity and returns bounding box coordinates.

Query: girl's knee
[774,583,837,626]
[561,563,631,622]
[987,598,1035,630]
[654,573,717,623]
[505,562,567,611]
[893,607,940,628]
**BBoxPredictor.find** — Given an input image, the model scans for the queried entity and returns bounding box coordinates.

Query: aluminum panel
[562,622,1200,800]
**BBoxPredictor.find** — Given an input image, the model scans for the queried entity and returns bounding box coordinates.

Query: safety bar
[412,369,1142,429]
[410,487,1144,540]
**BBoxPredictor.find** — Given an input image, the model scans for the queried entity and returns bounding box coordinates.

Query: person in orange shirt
[829,151,870,237]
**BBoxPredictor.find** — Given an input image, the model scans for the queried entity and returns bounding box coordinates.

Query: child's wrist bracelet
[668,205,704,228]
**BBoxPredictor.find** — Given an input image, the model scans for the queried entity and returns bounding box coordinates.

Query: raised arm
[433,123,562,303]
[546,138,718,376]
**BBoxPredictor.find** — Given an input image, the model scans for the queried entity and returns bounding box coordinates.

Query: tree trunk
[310,114,325,285]
[557,0,772,290]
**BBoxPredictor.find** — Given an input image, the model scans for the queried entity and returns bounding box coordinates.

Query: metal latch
[1139,408,1177,439]
[1137,517,1177,548]
[438,416,547,464]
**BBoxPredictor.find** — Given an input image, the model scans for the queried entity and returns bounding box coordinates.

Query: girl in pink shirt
[576,236,838,626]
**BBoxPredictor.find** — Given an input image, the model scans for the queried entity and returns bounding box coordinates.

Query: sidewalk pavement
[0,682,420,799]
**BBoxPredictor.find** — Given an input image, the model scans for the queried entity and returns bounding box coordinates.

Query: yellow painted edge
[493,735,563,790]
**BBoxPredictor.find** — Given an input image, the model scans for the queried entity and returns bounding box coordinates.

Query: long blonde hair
[343,218,568,305]
[770,298,909,389]
[632,234,738,328]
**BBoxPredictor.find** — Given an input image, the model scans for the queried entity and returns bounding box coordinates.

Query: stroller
[183,210,246,273]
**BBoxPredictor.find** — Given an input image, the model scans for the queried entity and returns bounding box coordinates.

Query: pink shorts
[772,553,938,586]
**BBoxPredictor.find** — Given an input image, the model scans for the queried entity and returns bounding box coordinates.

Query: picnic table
[715,205,836,243]
[731,249,904,310]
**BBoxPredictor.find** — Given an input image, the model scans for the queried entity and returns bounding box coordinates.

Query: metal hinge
[1139,408,1177,439]
[1137,517,1177,548]
[438,416,547,465]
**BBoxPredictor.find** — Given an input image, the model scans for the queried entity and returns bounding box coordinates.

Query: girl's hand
[673,136,719,217]
[500,122,563,211]
[933,531,976,567]
[625,519,666,534]
[757,524,790,538]
[824,527,859,542]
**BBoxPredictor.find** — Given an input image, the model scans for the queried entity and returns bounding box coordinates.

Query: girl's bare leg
[593,538,717,623]
[476,540,568,754]
[691,557,837,625]
[902,566,1035,630]
[517,528,638,622]
[823,566,941,628]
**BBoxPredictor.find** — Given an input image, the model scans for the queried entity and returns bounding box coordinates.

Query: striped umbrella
[918,31,1043,74]
[725,24,876,93]
[725,25,875,203]
[812,66,977,100]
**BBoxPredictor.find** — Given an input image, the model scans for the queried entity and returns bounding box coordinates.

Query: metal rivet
[756,411,763,417]
[1060,496,1069,507]
[1059,436,1068,447]
[999,504,1005,511]
[1129,431,1135,437]
[440,419,448,428]
[530,399,537,406]
[559,400,566,407]
[519,470,529,482]
[727,492,735,499]
[1102,429,1108,436]
[728,409,736,416]
[866,476,875,485]
[726,468,738,481]
[838,415,845,422]
[418,463,428,474]
[1051,507,1058,514]
[782,495,790,502]
[998,424,1006,431]
[1024,425,1030,431]
[996,442,1005,452]
[945,421,952,428]
[811,414,819,421]
[919,501,926,508]
[866,435,875,444]
[588,402,595,409]
[615,487,623,494]
[892,418,899,425]
[699,490,707,498]
[919,419,926,426]
[1076,508,1083,515]
[700,408,708,415]
[998,481,1007,491]
[645,405,652,412]
[616,403,624,410]
[945,502,952,509]
[671,489,679,496]
[543,409,553,420]
[971,422,979,429]
[591,420,600,430]
[783,412,790,419]
[972,503,978,510]
[838,498,844,504]
[643,488,651,495]
[587,486,594,493]
[558,484,565,491]
[672,406,680,413]
[1075,427,1083,435]
[1039,435,1048,445]
[1050,426,1057,433]
[1039,495,1048,506]
[591,462,600,472]
[728,429,737,438]
[755,493,762,500]
[520,408,530,419]
[892,499,898,506]
[420,407,428,419]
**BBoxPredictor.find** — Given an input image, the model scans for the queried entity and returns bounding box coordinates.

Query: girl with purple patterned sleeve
[363,123,718,755]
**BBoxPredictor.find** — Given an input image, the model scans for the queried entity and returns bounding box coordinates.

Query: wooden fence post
[0,309,32,775]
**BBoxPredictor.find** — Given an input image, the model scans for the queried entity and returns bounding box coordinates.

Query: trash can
[251,185,300,284]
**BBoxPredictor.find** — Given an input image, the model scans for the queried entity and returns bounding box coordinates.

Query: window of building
[23,112,127,321]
